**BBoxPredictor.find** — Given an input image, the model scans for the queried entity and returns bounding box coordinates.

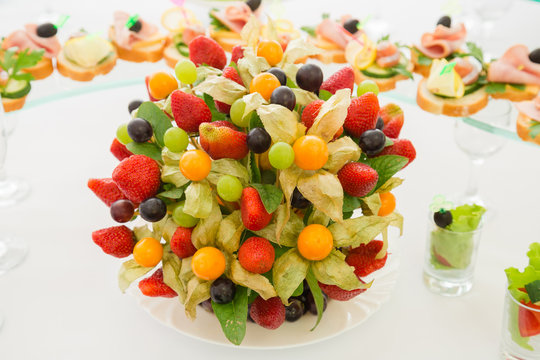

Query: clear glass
[501,289,540,359]
[454,100,511,208]
[423,213,483,296]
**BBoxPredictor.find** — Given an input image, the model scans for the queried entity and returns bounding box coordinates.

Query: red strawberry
[376,138,416,168]
[378,103,404,138]
[301,100,343,141]
[318,277,366,301]
[145,75,159,102]
[250,296,285,330]
[231,45,245,64]
[343,92,380,138]
[189,35,227,70]
[320,66,355,94]
[170,90,212,133]
[238,237,275,274]
[199,121,248,160]
[88,178,125,207]
[138,268,177,298]
[337,162,378,197]
[346,240,388,277]
[170,226,197,259]
[215,66,244,114]
[241,187,273,231]
[110,138,133,161]
[112,155,161,203]
[92,225,135,258]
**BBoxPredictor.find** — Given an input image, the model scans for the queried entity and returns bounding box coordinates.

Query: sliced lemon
[64,36,114,68]
[345,34,376,70]
[427,59,465,98]
[161,7,200,33]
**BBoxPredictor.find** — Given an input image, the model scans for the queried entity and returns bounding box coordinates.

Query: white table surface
[1,0,540,359]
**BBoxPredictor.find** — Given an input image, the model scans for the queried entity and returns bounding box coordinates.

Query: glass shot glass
[500,289,540,359]
[423,214,483,296]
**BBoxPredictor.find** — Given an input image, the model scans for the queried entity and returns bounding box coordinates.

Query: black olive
[246,0,262,12]
[36,23,57,38]
[437,16,451,28]
[529,48,540,64]
[343,19,360,34]
[129,20,142,33]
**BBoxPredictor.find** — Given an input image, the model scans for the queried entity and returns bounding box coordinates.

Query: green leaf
[414,48,432,66]
[465,41,484,64]
[392,64,414,80]
[272,248,309,303]
[209,11,230,31]
[342,193,361,212]
[485,82,507,94]
[250,184,283,214]
[249,111,264,129]
[211,286,248,346]
[157,187,185,199]
[306,267,324,331]
[118,260,153,293]
[529,121,540,139]
[362,155,408,195]
[300,26,316,37]
[126,142,163,162]
[318,89,333,101]
[447,204,486,232]
[286,77,298,89]
[248,152,261,183]
[203,93,228,121]
[137,101,173,147]
[509,83,526,91]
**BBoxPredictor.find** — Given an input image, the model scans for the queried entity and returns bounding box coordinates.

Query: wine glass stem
[465,159,484,198]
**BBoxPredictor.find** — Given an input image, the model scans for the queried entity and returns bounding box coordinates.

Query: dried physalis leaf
[279,38,322,67]
[241,15,261,50]
[193,76,247,105]
[298,170,344,223]
[308,89,351,142]
[324,136,361,174]
[257,104,299,144]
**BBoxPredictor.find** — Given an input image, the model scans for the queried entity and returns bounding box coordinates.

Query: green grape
[216,175,243,202]
[172,202,199,228]
[164,127,189,153]
[116,123,132,145]
[268,142,295,170]
[175,59,197,85]
[357,80,380,97]
[230,98,252,127]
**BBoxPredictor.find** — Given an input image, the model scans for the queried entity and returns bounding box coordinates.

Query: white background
[1,0,540,359]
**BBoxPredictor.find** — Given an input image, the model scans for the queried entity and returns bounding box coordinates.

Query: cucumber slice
[1,79,31,99]
[361,64,397,79]
[464,82,484,96]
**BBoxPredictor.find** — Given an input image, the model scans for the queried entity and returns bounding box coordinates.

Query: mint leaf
[251,183,283,214]
[342,193,361,212]
[300,26,316,37]
[485,82,507,94]
[362,155,408,195]
[212,286,248,346]
[319,89,333,101]
[466,42,484,64]
[126,142,163,162]
[306,267,324,331]
[14,48,43,72]
[203,93,227,121]
[157,187,185,199]
[393,64,414,79]
[248,152,261,183]
[413,48,432,66]
[137,101,172,147]
[529,121,540,139]
[292,281,304,297]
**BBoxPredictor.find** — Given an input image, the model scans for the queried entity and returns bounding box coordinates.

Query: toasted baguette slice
[516,112,540,145]
[163,44,188,68]
[22,57,54,80]
[2,96,27,112]
[489,84,539,102]
[410,48,431,78]
[416,78,488,117]
[109,27,166,63]
[315,49,346,64]
[209,27,244,52]
[57,51,117,82]
[352,61,414,92]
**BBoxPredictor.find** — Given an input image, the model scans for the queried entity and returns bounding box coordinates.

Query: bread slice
[163,44,188,69]
[352,61,414,92]
[209,27,244,52]
[416,78,489,117]
[410,48,431,78]
[109,27,166,63]
[2,96,26,112]
[516,112,540,145]
[56,50,117,82]
[489,84,539,102]
[22,57,54,80]
[315,49,346,64]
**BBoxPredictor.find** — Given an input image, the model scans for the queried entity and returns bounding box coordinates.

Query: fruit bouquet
[88,17,416,345]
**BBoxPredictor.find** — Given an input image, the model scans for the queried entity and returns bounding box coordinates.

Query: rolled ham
[415,23,466,59]
[182,25,205,45]
[316,18,363,50]
[112,11,159,49]
[210,2,252,33]
[488,45,540,86]
[451,57,480,85]
[2,24,61,58]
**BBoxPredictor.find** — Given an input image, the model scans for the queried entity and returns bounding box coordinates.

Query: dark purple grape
[285,298,304,322]
[359,129,386,156]
[270,86,296,111]
[375,116,384,130]
[199,299,214,313]
[296,64,323,93]
[529,48,540,64]
[139,197,167,222]
[110,199,135,223]
[210,278,236,304]
[306,291,328,315]
[267,67,287,86]
[247,127,272,153]
[128,100,143,113]
[291,187,310,209]
[127,118,153,143]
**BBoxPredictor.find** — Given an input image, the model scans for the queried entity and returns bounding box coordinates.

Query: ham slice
[113,11,159,49]
[316,18,363,50]
[2,24,61,58]
[415,23,466,59]
[488,45,540,86]
[376,41,400,68]
[451,57,480,85]
[211,2,252,33]
[516,96,540,121]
